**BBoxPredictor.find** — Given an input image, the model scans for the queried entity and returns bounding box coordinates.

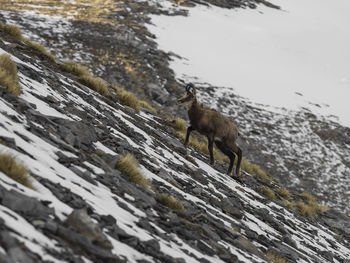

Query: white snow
[1,7,350,262]
[148,0,350,127]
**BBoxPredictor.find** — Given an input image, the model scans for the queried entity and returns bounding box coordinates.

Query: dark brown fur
[178,84,242,176]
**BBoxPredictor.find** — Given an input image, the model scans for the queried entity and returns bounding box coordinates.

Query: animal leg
[207,135,214,166]
[234,145,242,176]
[215,140,235,175]
[184,126,193,147]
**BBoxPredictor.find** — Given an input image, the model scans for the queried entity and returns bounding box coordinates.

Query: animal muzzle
[178,95,191,104]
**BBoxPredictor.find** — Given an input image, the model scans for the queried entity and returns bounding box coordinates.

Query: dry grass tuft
[259,186,275,200]
[60,61,110,97]
[295,201,309,217]
[113,86,140,113]
[79,75,109,96]
[0,54,21,96]
[266,251,289,263]
[60,61,90,77]
[296,193,328,218]
[139,100,156,113]
[240,158,271,181]
[0,153,33,189]
[276,186,291,200]
[299,192,316,203]
[22,38,55,61]
[115,154,150,188]
[170,118,187,133]
[0,21,4,30]
[4,24,22,39]
[157,194,184,210]
[283,201,295,211]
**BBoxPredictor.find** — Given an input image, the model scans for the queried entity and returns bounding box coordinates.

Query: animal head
[178,83,196,105]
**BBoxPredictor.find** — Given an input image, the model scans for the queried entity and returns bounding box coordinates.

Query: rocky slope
[1,20,350,263]
[1,0,350,215]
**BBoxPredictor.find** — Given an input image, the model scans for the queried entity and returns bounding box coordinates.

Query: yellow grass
[170,118,187,133]
[283,201,295,211]
[0,153,33,189]
[60,61,90,77]
[297,192,329,218]
[240,158,271,181]
[4,24,22,39]
[157,194,184,210]
[139,100,156,113]
[276,187,291,200]
[0,54,21,96]
[79,75,110,96]
[259,186,276,200]
[112,86,140,113]
[22,38,55,61]
[266,252,288,263]
[115,154,150,188]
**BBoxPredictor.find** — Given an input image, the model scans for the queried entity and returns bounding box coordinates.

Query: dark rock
[196,240,216,256]
[221,198,244,220]
[0,187,52,220]
[143,239,161,252]
[101,215,117,227]
[54,119,97,149]
[146,83,169,105]
[66,209,113,250]
[137,218,154,233]
[44,220,58,234]
[0,231,34,263]
[0,252,14,263]
[57,225,124,262]
[245,229,258,240]
[282,234,297,248]
[233,236,266,260]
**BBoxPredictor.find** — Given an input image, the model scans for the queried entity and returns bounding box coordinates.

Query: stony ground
[1,0,349,215]
[1,21,350,263]
[1,0,350,262]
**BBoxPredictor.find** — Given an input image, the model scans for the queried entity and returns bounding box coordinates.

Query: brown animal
[178,83,242,176]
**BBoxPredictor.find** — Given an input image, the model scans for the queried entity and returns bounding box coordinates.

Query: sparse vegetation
[266,251,289,263]
[22,38,55,61]
[0,153,33,189]
[240,158,272,181]
[79,75,110,96]
[60,61,110,96]
[4,24,22,39]
[170,118,187,132]
[1,23,54,61]
[112,86,156,113]
[60,61,90,77]
[0,54,21,96]
[283,201,295,211]
[95,150,105,157]
[115,154,150,188]
[259,186,275,200]
[139,100,157,113]
[0,21,4,30]
[276,186,291,200]
[113,86,140,112]
[296,192,328,218]
[157,193,184,210]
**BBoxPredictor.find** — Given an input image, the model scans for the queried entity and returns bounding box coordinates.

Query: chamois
[178,83,242,176]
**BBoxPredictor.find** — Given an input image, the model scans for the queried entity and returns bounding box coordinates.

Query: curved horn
[185,83,194,92]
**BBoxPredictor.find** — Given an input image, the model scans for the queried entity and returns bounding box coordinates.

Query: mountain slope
[0,27,350,263]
